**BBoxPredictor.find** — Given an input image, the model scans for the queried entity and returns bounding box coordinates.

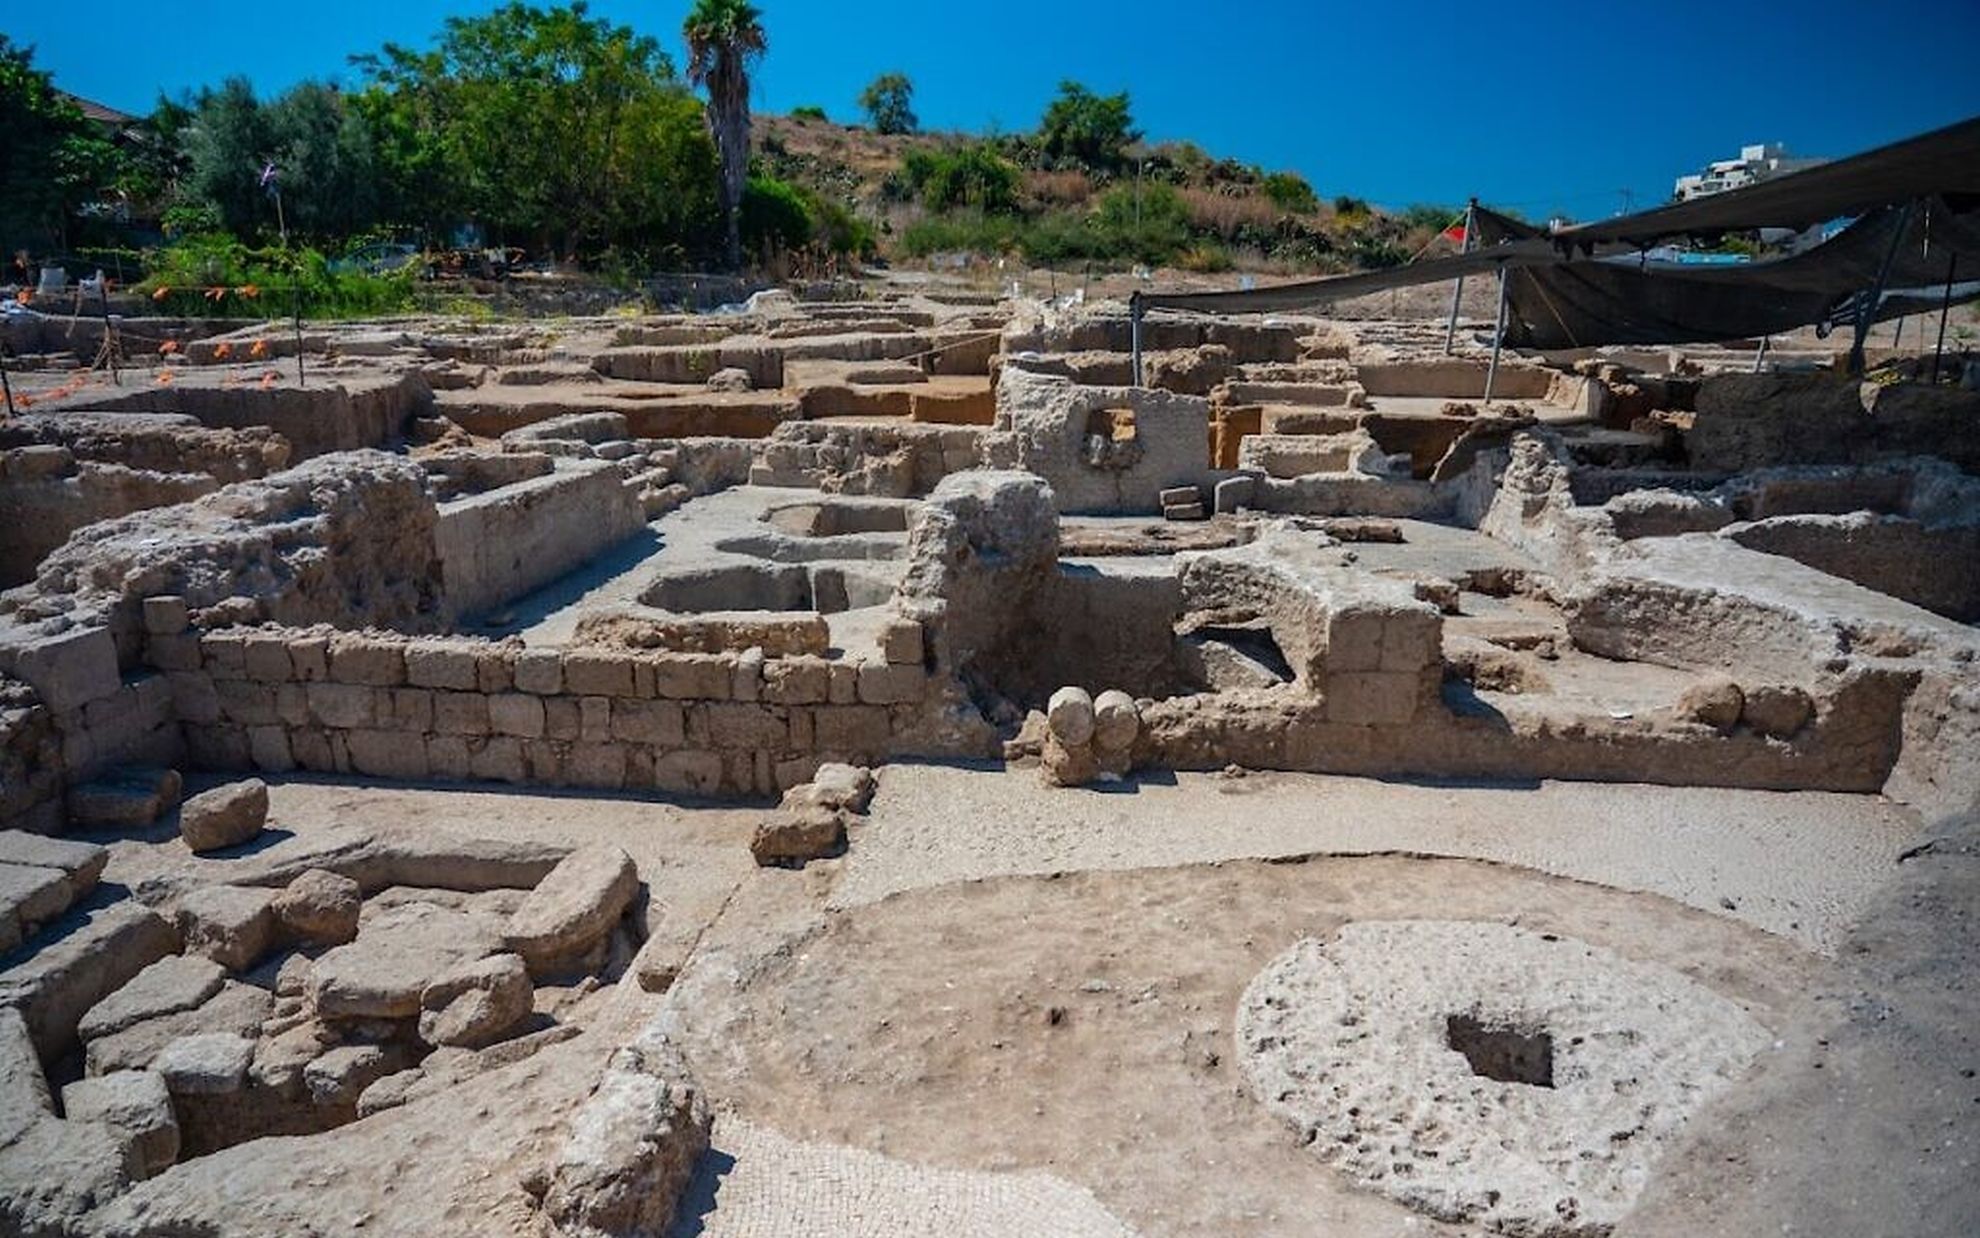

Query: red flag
[1441,222,1467,244]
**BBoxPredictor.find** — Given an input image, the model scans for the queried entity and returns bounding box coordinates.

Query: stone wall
[70,372,431,459]
[146,620,942,800]
[433,460,645,620]
[986,369,1218,514]
[750,422,986,498]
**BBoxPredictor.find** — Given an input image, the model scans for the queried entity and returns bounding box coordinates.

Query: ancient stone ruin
[0,287,1975,1236]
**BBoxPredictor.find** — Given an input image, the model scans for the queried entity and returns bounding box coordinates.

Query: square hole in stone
[1446,1013,1555,1088]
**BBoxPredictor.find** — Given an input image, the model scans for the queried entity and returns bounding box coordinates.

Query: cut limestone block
[76,956,227,1042]
[778,763,874,816]
[0,865,72,954]
[0,1008,52,1146]
[310,902,502,1020]
[502,845,638,973]
[66,767,182,831]
[303,1043,407,1108]
[0,832,108,893]
[539,1026,710,1238]
[152,1032,253,1096]
[178,779,268,853]
[417,953,532,1049]
[270,869,361,945]
[176,885,276,971]
[83,982,269,1078]
[750,806,846,868]
[0,901,179,1064]
[61,1070,179,1179]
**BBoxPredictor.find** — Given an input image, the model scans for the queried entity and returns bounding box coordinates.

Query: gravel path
[838,764,1919,954]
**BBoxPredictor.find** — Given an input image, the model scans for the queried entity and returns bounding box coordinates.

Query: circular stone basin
[1235,920,1770,1235]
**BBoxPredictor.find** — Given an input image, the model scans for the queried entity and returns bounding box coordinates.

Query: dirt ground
[673,851,1826,1237]
[57,765,1972,1238]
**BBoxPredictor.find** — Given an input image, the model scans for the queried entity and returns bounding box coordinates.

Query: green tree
[858,72,916,135]
[353,2,717,261]
[0,36,122,251]
[683,0,767,270]
[181,78,275,236]
[264,83,379,239]
[1037,80,1138,170]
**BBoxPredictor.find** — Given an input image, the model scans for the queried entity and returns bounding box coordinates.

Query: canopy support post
[1849,199,1917,377]
[1932,252,1957,384]
[1443,197,1477,355]
[1130,292,1144,388]
[1484,264,1509,401]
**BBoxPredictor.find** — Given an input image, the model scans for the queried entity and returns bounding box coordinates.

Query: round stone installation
[1235,920,1770,1236]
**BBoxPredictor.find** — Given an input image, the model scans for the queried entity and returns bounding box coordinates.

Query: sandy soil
[673,852,1827,1238]
[837,764,1920,953]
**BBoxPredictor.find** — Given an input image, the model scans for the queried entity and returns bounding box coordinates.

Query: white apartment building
[1673,142,1827,201]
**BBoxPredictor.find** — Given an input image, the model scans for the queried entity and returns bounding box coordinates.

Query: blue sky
[12,0,1980,217]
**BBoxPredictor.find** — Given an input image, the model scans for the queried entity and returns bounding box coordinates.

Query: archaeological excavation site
[2,86,1978,1238]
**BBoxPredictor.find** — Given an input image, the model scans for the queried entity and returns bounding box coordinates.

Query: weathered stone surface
[1046,686,1096,746]
[502,845,638,971]
[311,902,502,1020]
[355,1066,424,1117]
[77,955,226,1042]
[0,901,178,1064]
[0,865,71,952]
[1041,734,1099,788]
[418,952,532,1049]
[303,1043,404,1108]
[1743,684,1815,739]
[176,884,276,971]
[1091,689,1140,751]
[153,1032,254,1096]
[779,762,874,816]
[0,1008,52,1146]
[270,868,361,945]
[0,831,107,891]
[0,1110,135,1237]
[249,1017,339,1094]
[1678,676,1745,733]
[750,805,846,868]
[61,1069,179,1179]
[66,767,182,831]
[178,778,269,853]
[85,982,271,1076]
[538,1025,710,1238]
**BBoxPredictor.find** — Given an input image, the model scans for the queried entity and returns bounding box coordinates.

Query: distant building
[1672,143,1827,202]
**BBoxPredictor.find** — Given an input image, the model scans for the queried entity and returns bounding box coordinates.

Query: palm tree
[683,0,765,271]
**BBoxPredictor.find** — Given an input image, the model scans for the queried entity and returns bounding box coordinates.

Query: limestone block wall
[987,369,1218,514]
[144,617,941,800]
[0,622,180,830]
[751,422,987,498]
[73,372,432,459]
[433,459,645,620]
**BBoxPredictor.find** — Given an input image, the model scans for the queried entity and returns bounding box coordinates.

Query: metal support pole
[1483,264,1509,401]
[97,287,119,386]
[1932,253,1957,384]
[1443,198,1477,355]
[292,282,306,388]
[1752,335,1770,373]
[1129,292,1144,388]
[1849,199,1917,377]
